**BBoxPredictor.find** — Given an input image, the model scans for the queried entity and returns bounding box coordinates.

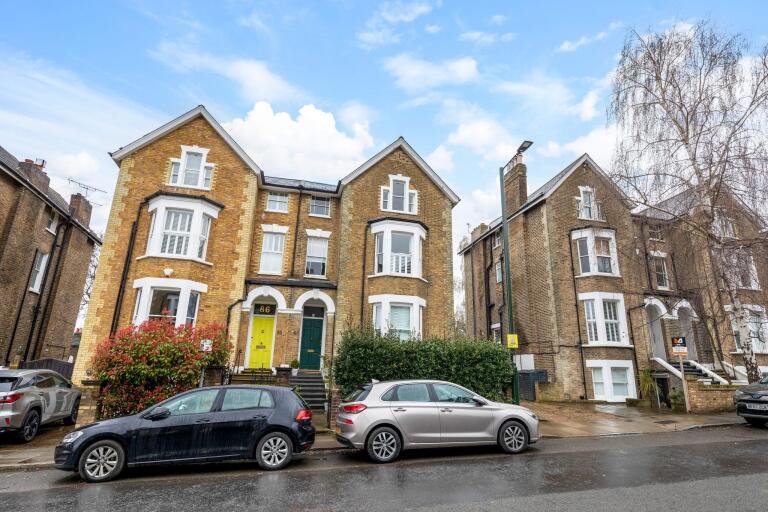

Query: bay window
[132,277,206,327]
[169,146,214,190]
[143,195,220,264]
[370,220,426,279]
[579,292,629,345]
[571,228,620,277]
[381,174,418,214]
[369,294,426,340]
[259,224,288,274]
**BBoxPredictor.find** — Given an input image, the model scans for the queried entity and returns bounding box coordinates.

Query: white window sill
[45,227,57,235]
[308,213,331,219]
[258,271,284,276]
[303,274,328,280]
[265,208,289,214]
[576,272,622,278]
[582,343,634,348]
[577,216,607,223]
[168,182,212,192]
[656,286,671,291]
[28,288,41,295]
[380,207,417,216]
[137,254,213,267]
[368,273,428,283]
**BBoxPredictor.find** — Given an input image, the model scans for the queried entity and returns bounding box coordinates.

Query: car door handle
[252,415,267,420]
[194,418,211,424]
[393,408,407,412]
[440,408,453,413]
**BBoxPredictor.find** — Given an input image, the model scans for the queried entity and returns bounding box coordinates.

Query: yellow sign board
[507,333,519,349]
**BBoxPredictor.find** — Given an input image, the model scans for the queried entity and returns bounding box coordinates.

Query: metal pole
[499,166,520,405]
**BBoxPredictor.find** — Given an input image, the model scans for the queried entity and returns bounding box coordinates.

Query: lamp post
[499,140,532,405]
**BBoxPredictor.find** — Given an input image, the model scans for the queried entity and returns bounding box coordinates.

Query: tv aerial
[67,178,106,207]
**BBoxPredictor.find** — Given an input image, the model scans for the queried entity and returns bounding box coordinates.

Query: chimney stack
[69,193,92,226]
[503,152,528,213]
[470,223,488,242]
[17,158,50,193]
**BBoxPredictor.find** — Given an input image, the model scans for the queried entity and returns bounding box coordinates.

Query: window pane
[310,197,330,216]
[373,304,382,331]
[149,289,180,323]
[408,191,416,213]
[198,215,212,259]
[184,152,202,186]
[390,305,411,340]
[381,189,389,210]
[164,389,219,416]
[186,291,199,325]
[584,300,599,342]
[161,209,193,256]
[611,368,629,396]
[495,261,503,283]
[433,383,475,403]
[305,237,328,276]
[395,383,430,402]
[221,389,262,411]
[591,368,604,397]
[267,193,289,212]
[390,232,413,274]
[170,162,180,183]
[604,300,620,342]
[374,233,384,273]
[260,233,285,273]
[391,232,412,254]
[392,180,406,211]
[577,239,590,273]
[203,166,213,188]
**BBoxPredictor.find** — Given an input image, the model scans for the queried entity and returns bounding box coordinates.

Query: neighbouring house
[460,151,768,403]
[0,146,100,366]
[72,105,459,387]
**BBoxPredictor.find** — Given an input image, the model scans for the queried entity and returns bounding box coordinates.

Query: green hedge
[333,327,513,401]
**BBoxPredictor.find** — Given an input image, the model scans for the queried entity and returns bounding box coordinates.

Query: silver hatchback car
[335,380,539,462]
[0,369,81,442]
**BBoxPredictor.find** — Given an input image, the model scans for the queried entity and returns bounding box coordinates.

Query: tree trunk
[732,296,762,383]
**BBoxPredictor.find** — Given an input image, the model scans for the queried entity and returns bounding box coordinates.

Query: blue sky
[2,0,767,260]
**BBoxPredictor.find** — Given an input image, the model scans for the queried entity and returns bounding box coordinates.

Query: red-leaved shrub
[91,320,230,418]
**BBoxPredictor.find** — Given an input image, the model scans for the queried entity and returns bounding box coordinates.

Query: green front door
[299,318,323,370]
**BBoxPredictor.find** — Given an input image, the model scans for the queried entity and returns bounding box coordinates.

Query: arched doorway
[677,307,698,360]
[646,304,667,361]
[298,301,325,370]
[246,299,278,369]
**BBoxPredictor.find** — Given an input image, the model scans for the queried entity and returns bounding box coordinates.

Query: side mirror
[472,395,487,406]
[146,406,170,421]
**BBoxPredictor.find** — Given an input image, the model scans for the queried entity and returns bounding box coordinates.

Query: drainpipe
[469,243,477,339]
[29,222,71,360]
[290,186,304,278]
[626,302,647,399]
[22,223,64,363]
[359,223,371,324]
[110,201,146,335]
[568,228,589,400]
[5,249,41,365]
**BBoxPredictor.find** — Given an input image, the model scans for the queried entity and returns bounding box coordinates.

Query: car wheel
[63,398,80,426]
[366,426,401,463]
[78,439,125,483]
[745,417,767,427]
[498,420,529,454]
[15,409,40,443]
[256,432,293,471]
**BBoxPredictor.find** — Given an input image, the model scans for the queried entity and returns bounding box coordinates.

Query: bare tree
[609,20,768,382]
[79,239,101,316]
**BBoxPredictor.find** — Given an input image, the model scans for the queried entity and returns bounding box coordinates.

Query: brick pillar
[328,386,341,430]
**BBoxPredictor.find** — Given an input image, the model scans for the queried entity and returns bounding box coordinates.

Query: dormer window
[169,146,214,190]
[576,186,604,221]
[648,224,664,241]
[381,175,417,214]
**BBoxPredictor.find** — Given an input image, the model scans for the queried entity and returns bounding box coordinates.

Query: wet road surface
[1,425,767,511]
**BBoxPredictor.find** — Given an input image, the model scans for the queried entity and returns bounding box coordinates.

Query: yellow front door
[249,315,275,369]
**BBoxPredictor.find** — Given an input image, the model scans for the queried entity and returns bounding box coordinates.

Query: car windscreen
[761,375,768,385]
[343,385,371,402]
[0,377,19,392]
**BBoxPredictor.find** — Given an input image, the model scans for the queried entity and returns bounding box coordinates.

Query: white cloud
[558,21,623,52]
[425,24,442,34]
[151,41,303,103]
[490,14,507,26]
[0,53,163,232]
[357,1,433,49]
[237,10,271,34]
[459,31,515,45]
[223,101,375,182]
[536,124,618,168]
[438,100,518,162]
[426,144,454,172]
[384,54,479,93]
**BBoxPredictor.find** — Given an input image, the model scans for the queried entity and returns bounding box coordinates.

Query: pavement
[0,402,744,471]
[0,424,766,511]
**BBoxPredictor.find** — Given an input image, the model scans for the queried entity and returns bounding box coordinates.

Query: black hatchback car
[734,375,768,427]
[54,385,315,483]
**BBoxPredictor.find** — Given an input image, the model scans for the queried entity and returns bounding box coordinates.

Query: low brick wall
[76,382,103,425]
[686,377,740,414]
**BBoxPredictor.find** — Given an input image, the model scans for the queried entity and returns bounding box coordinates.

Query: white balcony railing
[391,253,412,275]
[576,198,606,221]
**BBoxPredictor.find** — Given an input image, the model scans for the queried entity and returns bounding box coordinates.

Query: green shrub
[91,320,230,418]
[333,327,513,400]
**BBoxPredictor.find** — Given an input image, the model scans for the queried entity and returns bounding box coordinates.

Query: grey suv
[0,369,81,442]
[335,380,539,462]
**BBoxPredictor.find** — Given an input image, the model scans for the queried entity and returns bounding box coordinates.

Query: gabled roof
[341,137,460,205]
[110,105,263,173]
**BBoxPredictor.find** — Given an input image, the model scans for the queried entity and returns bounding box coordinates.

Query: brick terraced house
[0,146,100,366]
[461,152,768,403]
[72,106,458,386]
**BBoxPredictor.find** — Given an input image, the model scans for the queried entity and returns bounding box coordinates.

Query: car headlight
[734,390,746,399]
[521,409,538,420]
[61,431,84,444]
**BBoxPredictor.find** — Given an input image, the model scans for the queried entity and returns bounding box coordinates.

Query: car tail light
[0,393,22,404]
[295,409,312,421]
[341,403,367,414]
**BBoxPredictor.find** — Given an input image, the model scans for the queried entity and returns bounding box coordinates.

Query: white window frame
[370,220,426,280]
[576,186,604,221]
[259,224,289,275]
[266,192,289,213]
[380,174,418,215]
[132,277,207,327]
[28,251,49,293]
[650,251,670,290]
[571,228,620,277]
[369,294,426,339]
[309,196,331,218]
[648,224,664,241]
[168,145,214,190]
[45,211,58,234]
[586,359,636,402]
[141,195,221,265]
[495,261,503,283]
[304,228,331,279]
[492,231,501,249]
[578,292,630,345]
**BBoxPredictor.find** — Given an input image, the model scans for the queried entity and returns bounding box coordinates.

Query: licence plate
[746,403,768,410]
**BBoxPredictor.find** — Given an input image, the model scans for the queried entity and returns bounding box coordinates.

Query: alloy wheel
[503,424,526,451]
[84,446,120,479]
[22,413,39,441]
[260,436,289,467]
[372,431,397,460]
